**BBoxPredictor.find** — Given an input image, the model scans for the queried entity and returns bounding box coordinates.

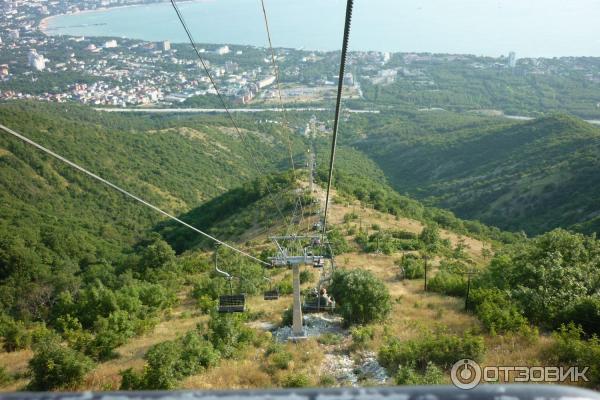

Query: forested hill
[354,113,600,235]
[0,101,303,274]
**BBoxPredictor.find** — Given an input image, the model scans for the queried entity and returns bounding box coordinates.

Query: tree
[329,269,391,325]
[28,341,93,390]
[419,224,441,253]
[138,236,176,272]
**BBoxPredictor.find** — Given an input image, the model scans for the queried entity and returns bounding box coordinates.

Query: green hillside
[351,112,600,235]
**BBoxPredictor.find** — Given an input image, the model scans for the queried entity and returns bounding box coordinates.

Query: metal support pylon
[291,263,304,338]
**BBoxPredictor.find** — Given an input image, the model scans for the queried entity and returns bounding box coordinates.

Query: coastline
[38,0,211,35]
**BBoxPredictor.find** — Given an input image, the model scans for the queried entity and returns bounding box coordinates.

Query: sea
[44,0,600,58]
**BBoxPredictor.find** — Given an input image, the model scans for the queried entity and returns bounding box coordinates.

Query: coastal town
[1,0,600,111]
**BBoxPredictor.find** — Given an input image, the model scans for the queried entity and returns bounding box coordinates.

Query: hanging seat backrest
[263,289,279,301]
[302,296,335,313]
[218,294,246,313]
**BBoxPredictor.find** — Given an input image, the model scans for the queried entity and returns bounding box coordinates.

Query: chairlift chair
[263,289,279,301]
[214,246,246,314]
[302,297,335,314]
[263,276,279,300]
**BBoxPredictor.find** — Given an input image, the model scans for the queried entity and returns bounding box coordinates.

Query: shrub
[396,239,424,251]
[560,296,600,337]
[28,342,94,390]
[317,333,343,345]
[299,269,314,284]
[142,341,183,389]
[327,228,352,255]
[397,256,425,280]
[120,331,219,390]
[282,372,310,388]
[119,368,144,390]
[0,366,12,386]
[319,374,336,387]
[86,310,136,360]
[329,269,391,326]
[277,280,293,295]
[281,307,293,326]
[176,331,219,376]
[1,319,30,352]
[350,325,374,350]
[343,212,359,223]
[268,349,293,371]
[469,288,528,333]
[196,295,216,314]
[428,271,466,297]
[395,362,444,385]
[549,323,600,386]
[379,330,485,374]
[419,224,441,248]
[207,312,253,358]
[391,230,418,240]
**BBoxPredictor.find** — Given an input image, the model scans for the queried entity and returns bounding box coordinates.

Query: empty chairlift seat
[218,294,246,313]
[263,289,279,301]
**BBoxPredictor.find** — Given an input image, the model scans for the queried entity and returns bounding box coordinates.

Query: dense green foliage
[348,111,600,235]
[549,324,600,386]
[397,254,425,280]
[121,312,252,390]
[28,341,94,390]
[395,363,444,385]
[329,269,391,325]
[379,330,485,374]
[315,144,519,244]
[478,229,600,334]
[121,330,220,390]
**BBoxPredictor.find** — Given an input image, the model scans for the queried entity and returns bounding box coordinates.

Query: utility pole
[424,255,428,292]
[459,269,479,311]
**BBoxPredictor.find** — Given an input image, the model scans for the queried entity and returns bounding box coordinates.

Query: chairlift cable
[258,0,296,176]
[170,0,287,221]
[322,0,354,237]
[259,0,313,237]
[0,123,269,267]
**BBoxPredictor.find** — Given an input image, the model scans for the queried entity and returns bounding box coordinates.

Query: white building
[162,40,171,51]
[258,75,276,89]
[508,51,517,68]
[216,45,230,55]
[383,52,391,63]
[28,49,47,71]
[343,72,354,86]
[104,40,118,49]
[0,64,9,77]
[8,29,19,40]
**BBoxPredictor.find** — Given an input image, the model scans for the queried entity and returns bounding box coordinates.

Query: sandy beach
[38,0,213,35]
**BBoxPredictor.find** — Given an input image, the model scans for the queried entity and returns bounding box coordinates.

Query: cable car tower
[268,234,332,340]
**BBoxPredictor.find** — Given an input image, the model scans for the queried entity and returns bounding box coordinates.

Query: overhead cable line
[258,0,296,174]
[259,0,316,239]
[0,123,269,267]
[322,0,354,236]
[169,0,286,220]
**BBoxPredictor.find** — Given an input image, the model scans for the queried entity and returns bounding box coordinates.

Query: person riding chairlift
[319,288,333,306]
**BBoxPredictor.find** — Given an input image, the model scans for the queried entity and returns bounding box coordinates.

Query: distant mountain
[354,113,600,235]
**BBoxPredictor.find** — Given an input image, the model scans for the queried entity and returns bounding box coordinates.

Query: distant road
[505,114,600,125]
[95,107,380,114]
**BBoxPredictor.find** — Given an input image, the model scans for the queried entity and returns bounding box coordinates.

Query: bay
[44,0,600,57]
